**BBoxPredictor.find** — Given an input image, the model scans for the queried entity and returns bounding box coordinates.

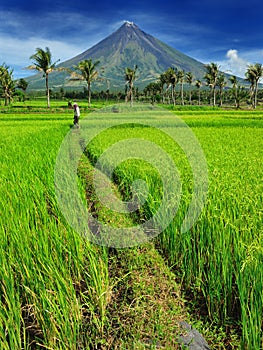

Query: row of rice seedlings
[159,123,263,347]
[0,113,110,348]
[239,232,263,349]
[85,106,263,348]
[85,120,192,237]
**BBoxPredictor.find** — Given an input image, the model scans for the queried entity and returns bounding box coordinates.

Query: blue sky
[0,0,262,79]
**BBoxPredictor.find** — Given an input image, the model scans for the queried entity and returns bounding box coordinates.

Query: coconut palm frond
[29,47,60,108]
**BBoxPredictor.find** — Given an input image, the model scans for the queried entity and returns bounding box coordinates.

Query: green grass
[1,99,262,349]
[0,100,190,349]
[82,103,263,348]
[0,103,111,348]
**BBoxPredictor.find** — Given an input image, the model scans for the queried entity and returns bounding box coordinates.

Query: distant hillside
[25,22,226,92]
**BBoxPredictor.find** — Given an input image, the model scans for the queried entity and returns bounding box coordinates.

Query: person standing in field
[73,102,80,128]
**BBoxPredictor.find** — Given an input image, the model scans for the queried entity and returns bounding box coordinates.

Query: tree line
[1,46,263,108]
[142,62,263,108]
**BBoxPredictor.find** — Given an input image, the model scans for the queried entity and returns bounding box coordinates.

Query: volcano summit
[27,22,207,91]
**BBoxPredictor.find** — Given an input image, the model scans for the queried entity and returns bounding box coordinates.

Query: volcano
[26,22,208,91]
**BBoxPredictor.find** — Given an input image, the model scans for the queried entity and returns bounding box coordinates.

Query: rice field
[0,103,110,349]
[165,109,263,349]
[80,104,263,348]
[1,100,263,348]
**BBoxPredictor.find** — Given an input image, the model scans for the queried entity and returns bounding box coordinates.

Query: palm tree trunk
[130,82,133,107]
[254,82,259,108]
[88,82,91,107]
[180,83,184,105]
[171,85,175,106]
[213,86,216,107]
[165,85,171,104]
[161,86,165,104]
[46,74,50,108]
[4,88,8,106]
[220,89,223,107]
[249,84,255,108]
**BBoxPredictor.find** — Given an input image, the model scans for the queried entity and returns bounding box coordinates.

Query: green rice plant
[84,104,263,348]
[0,108,111,348]
[158,115,263,348]
[238,234,263,348]
[0,254,23,349]
[80,247,110,335]
[1,102,263,348]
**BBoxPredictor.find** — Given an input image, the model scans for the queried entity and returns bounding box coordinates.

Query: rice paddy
[1,100,263,349]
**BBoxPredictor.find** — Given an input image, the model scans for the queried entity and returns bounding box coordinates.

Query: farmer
[73,102,80,128]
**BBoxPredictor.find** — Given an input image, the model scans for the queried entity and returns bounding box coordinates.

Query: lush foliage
[1,100,263,349]
[0,104,111,348]
[125,65,138,105]
[28,47,61,108]
[70,59,101,107]
[0,64,15,106]
[85,104,263,348]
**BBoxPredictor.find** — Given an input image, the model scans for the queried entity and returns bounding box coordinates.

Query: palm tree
[229,75,238,108]
[143,82,162,104]
[29,47,60,108]
[245,68,256,108]
[235,85,247,109]
[163,67,178,106]
[17,78,28,93]
[159,72,167,104]
[125,65,137,106]
[204,62,219,107]
[195,80,202,106]
[217,73,226,107]
[177,70,185,105]
[186,72,194,104]
[71,59,100,107]
[245,63,263,108]
[0,64,15,106]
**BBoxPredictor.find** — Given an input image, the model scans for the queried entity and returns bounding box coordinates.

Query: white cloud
[1,7,263,81]
[218,49,263,77]
[0,35,86,78]
[224,49,249,77]
[0,9,114,78]
[215,49,249,77]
